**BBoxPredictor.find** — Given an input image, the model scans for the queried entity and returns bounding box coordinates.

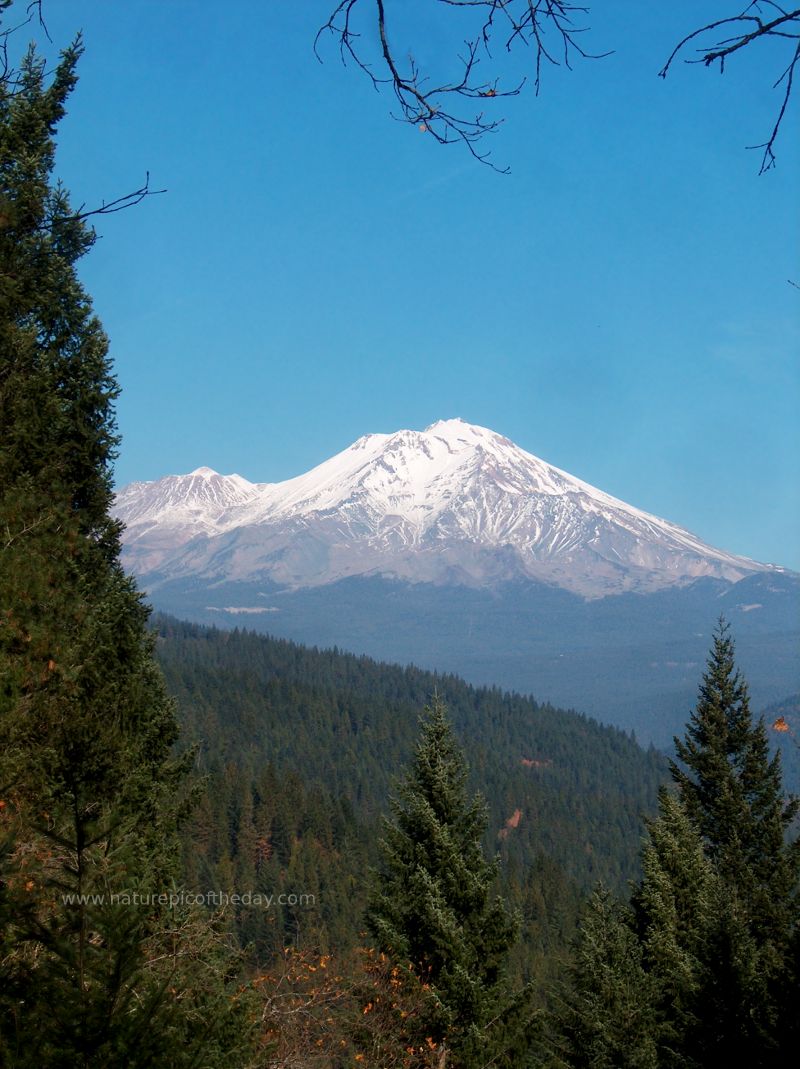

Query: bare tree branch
[660,3,800,173]
[0,0,50,81]
[316,0,609,171]
[69,172,167,225]
[2,6,165,223]
[319,2,798,173]
[12,173,167,239]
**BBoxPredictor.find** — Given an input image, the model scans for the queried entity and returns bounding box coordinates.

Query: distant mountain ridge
[115,418,776,598]
[115,421,798,746]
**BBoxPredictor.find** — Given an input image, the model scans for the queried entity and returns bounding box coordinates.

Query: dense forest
[1,5,798,1066]
[155,615,667,987]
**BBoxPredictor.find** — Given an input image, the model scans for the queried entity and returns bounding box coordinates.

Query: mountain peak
[425,416,470,431]
[424,417,490,438]
[115,421,771,597]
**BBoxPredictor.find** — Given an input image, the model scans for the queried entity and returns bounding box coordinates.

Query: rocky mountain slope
[115,419,772,598]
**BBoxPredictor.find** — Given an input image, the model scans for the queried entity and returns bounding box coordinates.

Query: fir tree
[366,698,534,1067]
[0,11,253,1065]
[631,621,800,1065]
[551,887,658,1069]
[673,620,798,1051]
[0,32,119,553]
[553,624,799,1067]
[633,789,719,1067]
[672,620,799,922]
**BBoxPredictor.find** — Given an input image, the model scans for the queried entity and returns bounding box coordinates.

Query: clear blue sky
[29,1,800,569]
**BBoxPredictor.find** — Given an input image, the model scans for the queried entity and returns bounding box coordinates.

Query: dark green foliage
[180,759,370,961]
[552,888,658,1069]
[0,37,119,554]
[367,699,534,1066]
[672,621,799,897]
[0,11,253,1065]
[631,783,786,1067]
[552,623,799,1067]
[633,789,722,1067]
[155,615,666,996]
[155,615,667,891]
[660,620,800,1063]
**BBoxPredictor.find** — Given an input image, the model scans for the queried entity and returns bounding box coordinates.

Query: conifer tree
[366,698,534,1067]
[0,10,253,1065]
[551,887,658,1069]
[631,621,800,1065]
[554,624,799,1067]
[672,620,799,922]
[674,620,798,1050]
[633,789,720,1066]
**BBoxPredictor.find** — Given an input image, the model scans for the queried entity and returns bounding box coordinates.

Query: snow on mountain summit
[114,467,262,537]
[243,417,585,525]
[114,420,770,597]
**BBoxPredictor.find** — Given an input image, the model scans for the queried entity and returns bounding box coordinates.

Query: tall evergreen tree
[672,620,799,922]
[674,620,798,1049]
[551,887,658,1069]
[366,698,534,1067]
[554,624,799,1068]
[630,621,800,1065]
[0,11,253,1066]
[633,789,720,1067]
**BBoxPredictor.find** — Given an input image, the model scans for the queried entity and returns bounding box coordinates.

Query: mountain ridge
[115,418,778,598]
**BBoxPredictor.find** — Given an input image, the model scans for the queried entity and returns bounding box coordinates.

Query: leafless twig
[0,3,166,227]
[316,0,609,171]
[0,0,50,81]
[23,173,166,237]
[69,172,167,224]
[660,3,800,173]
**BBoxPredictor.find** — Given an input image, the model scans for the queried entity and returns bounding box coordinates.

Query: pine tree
[0,31,119,553]
[674,620,798,1048]
[366,698,534,1067]
[0,12,253,1066]
[672,620,799,920]
[631,621,800,1064]
[553,624,800,1067]
[551,887,658,1069]
[633,789,720,1067]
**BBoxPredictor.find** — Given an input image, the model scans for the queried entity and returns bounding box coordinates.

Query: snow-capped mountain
[115,418,771,597]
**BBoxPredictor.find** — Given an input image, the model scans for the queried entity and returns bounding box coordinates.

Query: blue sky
[29,2,800,568]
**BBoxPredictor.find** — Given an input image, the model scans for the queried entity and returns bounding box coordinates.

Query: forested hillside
[155,616,667,988]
